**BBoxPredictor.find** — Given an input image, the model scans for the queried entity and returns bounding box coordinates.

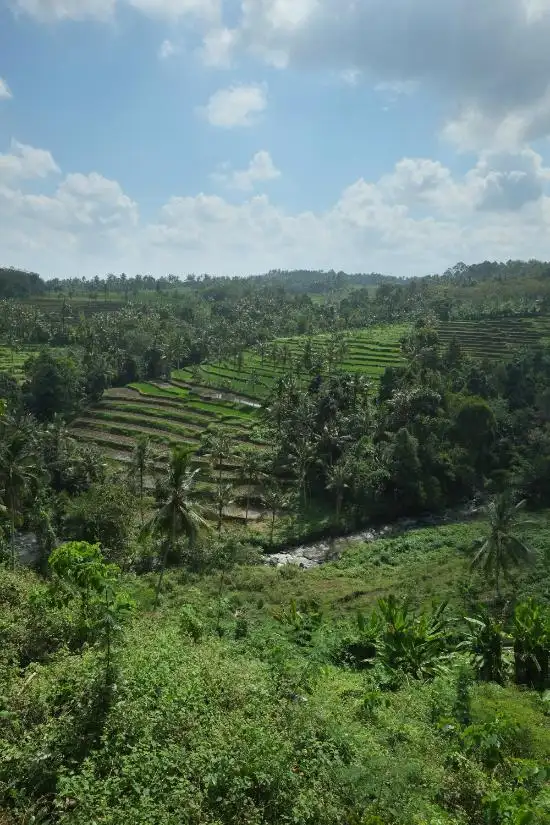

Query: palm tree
[263,482,290,548]
[43,414,77,492]
[287,436,318,508]
[237,447,264,525]
[471,493,533,599]
[326,459,350,521]
[144,447,207,607]
[128,436,158,525]
[203,427,231,486]
[0,415,40,569]
[213,481,235,532]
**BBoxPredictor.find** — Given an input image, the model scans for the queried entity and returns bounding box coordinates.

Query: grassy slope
[0,346,38,381]
[69,314,550,525]
[80,513,549,825]
[177,324,409,400]
[135,511,550,620]
[71,382,264,511]
[3,512,550,825]
[437,315,550,358]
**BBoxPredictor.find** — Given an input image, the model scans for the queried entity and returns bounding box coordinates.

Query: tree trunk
[139,467,144,526]
[104,588,112,686]
[270,511,276,547]
[216,570,226,636]
[245,494,249,526]
[154,542,170,609]
[155,513,176,608]
[9,491,16,571]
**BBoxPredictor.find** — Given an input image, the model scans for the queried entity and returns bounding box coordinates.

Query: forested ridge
[1,260,550,824]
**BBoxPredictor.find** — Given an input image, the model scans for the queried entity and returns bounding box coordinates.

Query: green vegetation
[180,324,408,399]
[436,316,550,360]
[0,346,36,381]
[2,516,550,824]
[69,384,262,514]
[4,261,550,823]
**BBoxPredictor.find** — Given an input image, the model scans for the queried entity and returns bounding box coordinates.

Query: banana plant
[513,599,550,690]
[375,595,456,681]
[462,611,508,684]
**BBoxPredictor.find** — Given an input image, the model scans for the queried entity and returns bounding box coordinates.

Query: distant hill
[252,268,404,294]
[0,267,45,299]
[440,260,550,285]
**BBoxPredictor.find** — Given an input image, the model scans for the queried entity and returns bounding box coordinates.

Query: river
[265,504,481,569]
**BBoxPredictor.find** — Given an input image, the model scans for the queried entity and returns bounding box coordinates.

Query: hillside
[3,515,550,824]
[69,324,408,525]
[436,315,550,358]
[3,262,550,824]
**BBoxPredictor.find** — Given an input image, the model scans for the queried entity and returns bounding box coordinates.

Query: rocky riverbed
[265,505,480,569]
[13,506,479,570]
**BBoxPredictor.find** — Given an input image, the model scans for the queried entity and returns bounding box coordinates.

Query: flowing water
[265,505,480,569]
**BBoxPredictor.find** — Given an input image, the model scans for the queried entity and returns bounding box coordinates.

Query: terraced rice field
[70,315,550,524]
[71,325,408,523]
[0,346,36,380]
[174,324,410,400]
[71,382,264,515]
[23,298,127,318]
[437,316,550,359]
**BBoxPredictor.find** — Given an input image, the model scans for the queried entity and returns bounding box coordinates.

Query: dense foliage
[1,262,550,824]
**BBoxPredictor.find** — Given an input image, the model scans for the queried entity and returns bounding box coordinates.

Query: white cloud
[200,28,238,67]
[340,69,361,86]
[12,0,115,21]
[212,150,281,190]
[201,84,267,128]
[241,0,318,35]
[16,0,550,152]
[158,39,177,59]
[468,149,550,212]
[442,92,550,152]
[0,141,60,181]
[0,154,139,277]
[3,139,550,279]
[127,0,220,21]
[12,0,219,21]
[0,78,13,100]
[233,0,550,149]
[375,79,419,100]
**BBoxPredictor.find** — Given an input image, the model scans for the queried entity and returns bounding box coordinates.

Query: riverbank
[265,503,482,568]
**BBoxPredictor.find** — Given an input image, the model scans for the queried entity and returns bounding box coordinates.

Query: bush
[62,483,135,565]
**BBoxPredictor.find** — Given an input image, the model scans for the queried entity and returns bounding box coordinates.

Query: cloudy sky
[1,0,550,279]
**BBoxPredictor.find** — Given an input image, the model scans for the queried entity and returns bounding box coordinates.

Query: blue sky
[1,0,550,279]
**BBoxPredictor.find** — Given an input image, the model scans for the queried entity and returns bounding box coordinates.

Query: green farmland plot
[0,346,37,380]
[436,316,550,359]
[174,324,410,400]
[70,326,410,524]
[71,381,264,517]
[72,317,550,526]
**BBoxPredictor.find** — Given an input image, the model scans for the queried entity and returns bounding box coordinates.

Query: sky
[1,1,550,279]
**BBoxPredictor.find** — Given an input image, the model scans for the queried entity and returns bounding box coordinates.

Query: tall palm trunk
[215,569,226,636]
[154,510,176,608]
[10,490,16,571]
[139,465,145,526]
[336,491,343,522]
[270,510,276,547]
